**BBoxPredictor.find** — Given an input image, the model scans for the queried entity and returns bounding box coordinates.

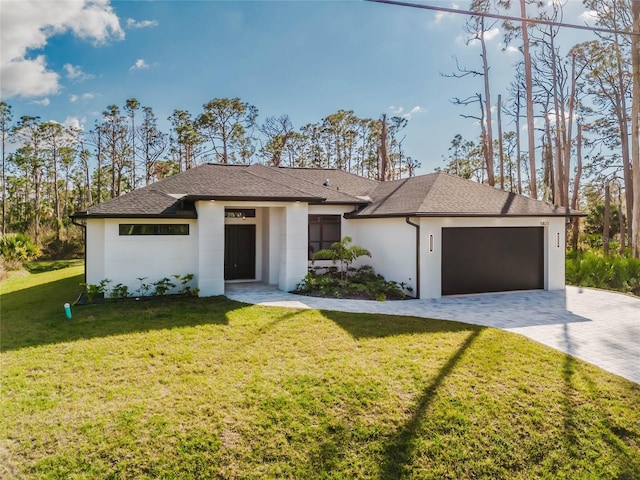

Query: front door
[224,225,256,280]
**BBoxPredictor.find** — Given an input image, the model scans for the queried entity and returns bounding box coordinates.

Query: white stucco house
[73,163,581,299]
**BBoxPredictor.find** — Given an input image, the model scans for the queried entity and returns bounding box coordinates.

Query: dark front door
[224,225,256,280]
[442,227,544,296]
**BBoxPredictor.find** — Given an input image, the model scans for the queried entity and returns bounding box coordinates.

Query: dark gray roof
[348,172,582,218]
[276,166,379,197]
[74,165,581,219]
[75,164,369,218]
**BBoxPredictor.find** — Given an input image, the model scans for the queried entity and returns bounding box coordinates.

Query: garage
[442,227,544,295]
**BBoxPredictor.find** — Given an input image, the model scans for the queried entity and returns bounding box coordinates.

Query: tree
[196,98,258,164]
[169,109,204,171]
[260,114,294,166]
[124,98,140,189]
[500,0,541,198]
[632,0,640,257]
[139,106,167,184]
[12,116,44,243]
[0,101,12,235]
[100,105,130,198]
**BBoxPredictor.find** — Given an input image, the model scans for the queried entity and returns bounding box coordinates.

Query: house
[72,163,581,299]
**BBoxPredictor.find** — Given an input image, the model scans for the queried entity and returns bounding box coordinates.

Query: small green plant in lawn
[0,233,41,270]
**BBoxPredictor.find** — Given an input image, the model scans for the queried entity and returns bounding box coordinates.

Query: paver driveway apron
[225,284,640,384]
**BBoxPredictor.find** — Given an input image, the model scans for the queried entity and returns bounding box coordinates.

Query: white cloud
[31,97,50,106]
[503,44,520,55]
[63,116,84,131]
[70,92,97,103]
[579,10,599,21]
[1,55,60,98]
[130,59,149,71]
[483,27,500,42]
[0,0,123,99]
[126,18,158,29]
[404,105,425,119]
[434,3,459,24]
[64,63,94,81]
[390,105,426,120]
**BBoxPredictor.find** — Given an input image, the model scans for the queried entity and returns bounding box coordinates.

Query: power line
[365,0,639,37]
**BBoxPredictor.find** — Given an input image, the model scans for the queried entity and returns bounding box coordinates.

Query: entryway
[224,224,256,280]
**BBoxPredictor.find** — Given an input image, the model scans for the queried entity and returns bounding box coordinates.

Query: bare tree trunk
[550,34,565,207]
[632,0,640,257]
[571,124,583,251]
[498,94,505,190]
[516,89,523,194]
[480,18,495,186]
[380,114,388,182]
[521,0,537,199]
[564,53,577,209]
[619,182,626,254]
[604,182,611,256]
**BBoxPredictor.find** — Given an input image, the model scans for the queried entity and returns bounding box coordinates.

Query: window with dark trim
[119,224,190,236]
[308,215,341,259]
[225,209,256,219]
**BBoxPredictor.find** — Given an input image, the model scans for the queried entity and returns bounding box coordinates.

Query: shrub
[312,236,371,279]
[566,250,640,295]
[295,265,409,300]
[0,233,41,270]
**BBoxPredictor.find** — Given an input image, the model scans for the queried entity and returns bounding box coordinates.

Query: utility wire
[365,0,639,37]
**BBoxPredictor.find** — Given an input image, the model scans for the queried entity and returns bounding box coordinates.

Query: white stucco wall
[347,217,418,295]
[279,202,309,291]
[196,201,225,296]
[86,218,199,295]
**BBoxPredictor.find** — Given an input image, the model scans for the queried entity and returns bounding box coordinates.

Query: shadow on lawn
[322,308,482,339]
[377,329,482,479]
[1,274,241,352]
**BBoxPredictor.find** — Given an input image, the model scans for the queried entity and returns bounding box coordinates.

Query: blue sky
[0,0,594,174]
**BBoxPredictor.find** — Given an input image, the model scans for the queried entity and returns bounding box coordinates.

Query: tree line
[0,99,419,250]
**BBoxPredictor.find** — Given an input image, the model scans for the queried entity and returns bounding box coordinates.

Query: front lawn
[1,266,639,479]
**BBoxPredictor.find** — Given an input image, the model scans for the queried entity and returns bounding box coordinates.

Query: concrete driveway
[226,284,640,384]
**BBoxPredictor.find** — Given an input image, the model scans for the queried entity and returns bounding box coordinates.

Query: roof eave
[71,212,198,219]
[184,194,324,203]
[345,211,586,219]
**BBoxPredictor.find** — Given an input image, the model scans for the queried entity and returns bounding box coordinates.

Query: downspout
[71,217,87,283]
[405,217,420,299]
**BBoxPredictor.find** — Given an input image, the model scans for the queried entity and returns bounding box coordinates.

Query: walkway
[225,283,640,384]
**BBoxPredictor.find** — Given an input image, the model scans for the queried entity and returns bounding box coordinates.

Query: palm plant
[311,236,371,280]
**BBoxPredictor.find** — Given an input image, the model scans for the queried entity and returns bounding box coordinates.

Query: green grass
[1,267,639,479]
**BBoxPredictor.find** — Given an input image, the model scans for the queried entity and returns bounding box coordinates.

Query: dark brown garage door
[442,227,544,295]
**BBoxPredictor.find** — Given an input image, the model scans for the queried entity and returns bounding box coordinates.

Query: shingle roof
[74,163,369,218]
[74,165,581,219]
[348,172,581,217]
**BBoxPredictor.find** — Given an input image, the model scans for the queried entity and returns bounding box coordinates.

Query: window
[119,224,189,236]
[225,209,256,219]
[308,215,341,259]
